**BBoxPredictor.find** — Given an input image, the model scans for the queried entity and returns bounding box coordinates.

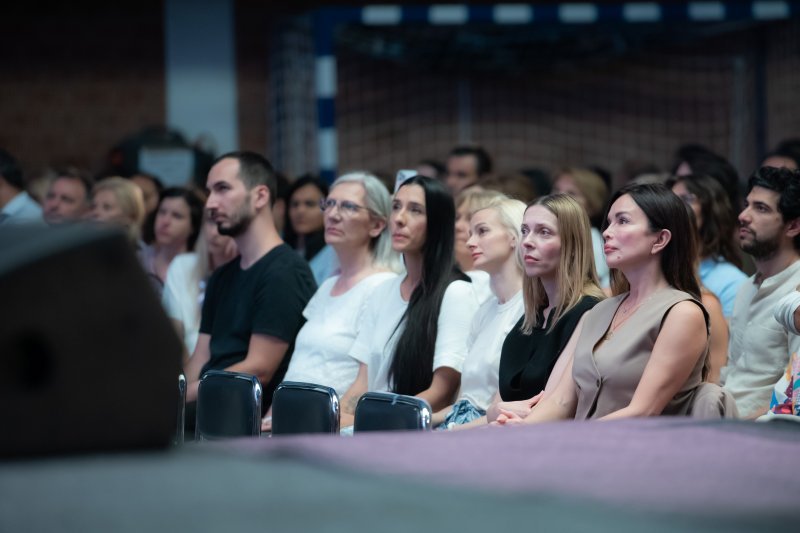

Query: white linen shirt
[722,259,800,418]
[773,289,800,336]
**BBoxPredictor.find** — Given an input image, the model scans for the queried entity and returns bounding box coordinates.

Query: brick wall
[0,2,271,181]
[766,20,800,150]
[236,2,271,156]
[2,5,797,188]
[0,4,166,177]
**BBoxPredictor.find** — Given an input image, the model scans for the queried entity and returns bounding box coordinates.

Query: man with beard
[721,166,800,418]
[183,152,316,413]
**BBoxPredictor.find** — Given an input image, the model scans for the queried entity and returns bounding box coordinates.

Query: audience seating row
[185,370,432,440]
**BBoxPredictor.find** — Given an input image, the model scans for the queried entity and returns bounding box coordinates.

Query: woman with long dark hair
[497,183,712,424]
[668,173,746,319]
[339,175,480,426]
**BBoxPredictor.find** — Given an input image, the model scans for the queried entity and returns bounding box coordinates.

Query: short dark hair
[213,151,276,205]
[130,172,164,193]
[0,148,24,190]
[746,166,800,250]
[56,167,95,201]
[448,145,493,176]
[603,183,701,299]
[771,138,800,168]
[274,171,291,203]
[418,159,446,180]
[673,144,740,210]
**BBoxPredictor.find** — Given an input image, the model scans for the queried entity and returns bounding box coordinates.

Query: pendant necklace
[604,293,654,340]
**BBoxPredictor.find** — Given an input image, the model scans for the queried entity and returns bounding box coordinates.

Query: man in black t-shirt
[184,151,316,411]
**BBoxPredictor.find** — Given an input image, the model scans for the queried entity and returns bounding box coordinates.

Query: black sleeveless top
[498,295,600,401]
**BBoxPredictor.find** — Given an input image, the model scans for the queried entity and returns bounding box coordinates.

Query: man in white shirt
[0,148,43,225]
[722,166,800,418]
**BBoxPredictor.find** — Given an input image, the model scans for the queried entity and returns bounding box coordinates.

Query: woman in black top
[484,194,604,423]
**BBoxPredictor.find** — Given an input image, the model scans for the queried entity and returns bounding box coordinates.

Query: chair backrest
[175,374,186,445]
[354,392,432,433]
[271,381,340,436]
[690,383,740,419]
[195,370,262,440]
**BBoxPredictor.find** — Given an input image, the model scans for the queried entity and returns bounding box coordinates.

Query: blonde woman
[454,187,508,304]
[433,197,527,427]
[552,168,610,288]
[497,183,710,425]
[90,177,146,244]
[454,188,506,270]
[461,194,605,428]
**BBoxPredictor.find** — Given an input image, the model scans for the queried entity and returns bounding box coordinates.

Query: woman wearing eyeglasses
[337,175,480,428]
[263,172,401,431]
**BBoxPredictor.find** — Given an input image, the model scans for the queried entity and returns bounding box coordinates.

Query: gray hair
[331,171,402,273]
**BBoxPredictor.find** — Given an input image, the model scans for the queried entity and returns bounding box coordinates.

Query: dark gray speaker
[0,224,183,457]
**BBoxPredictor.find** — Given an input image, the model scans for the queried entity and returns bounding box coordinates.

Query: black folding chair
[271,381,340,436]
[353,392,432,433]
[175,374,186,445]
[195,370,262,440]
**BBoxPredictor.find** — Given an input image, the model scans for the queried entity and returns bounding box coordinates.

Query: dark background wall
[331,19,800,186]
[1,2,798,187]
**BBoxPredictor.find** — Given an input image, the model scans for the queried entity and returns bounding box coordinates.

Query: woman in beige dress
[497,183,709,423]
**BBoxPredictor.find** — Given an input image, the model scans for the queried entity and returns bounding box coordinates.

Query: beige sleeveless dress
[572,288,708,420]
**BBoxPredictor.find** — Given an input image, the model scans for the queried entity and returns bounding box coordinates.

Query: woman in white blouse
[433,197,527,427]
[339,175,480,427]
[262,172,399,430]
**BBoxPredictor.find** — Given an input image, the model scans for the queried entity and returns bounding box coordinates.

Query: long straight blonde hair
[520,194,604,334]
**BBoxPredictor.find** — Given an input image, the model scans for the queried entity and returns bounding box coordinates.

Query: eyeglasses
[319,198,372,217]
